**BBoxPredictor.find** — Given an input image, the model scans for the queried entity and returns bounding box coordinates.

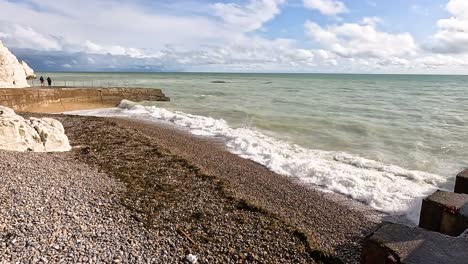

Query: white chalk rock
[0,41,31,88]
[29,117,71,152]
[21,61,36,79]
[0,106,71,152]
[0,105,17,118]
[0,114,44,152]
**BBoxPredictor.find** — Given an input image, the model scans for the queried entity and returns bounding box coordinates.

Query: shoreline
[70,114,381,260]
[0,103,394,263]
[108,117,382,257]
[66,106,428,225]
[2,113,319,263]
[94,112,422,228]
[1,111,381,262]
[117,116,387,220]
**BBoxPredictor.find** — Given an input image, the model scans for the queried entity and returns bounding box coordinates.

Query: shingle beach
[0,114,380,263]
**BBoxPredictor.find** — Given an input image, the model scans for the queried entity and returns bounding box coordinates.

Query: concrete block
[419,190,468,236]
[455,169,468,194]
[460,228,468,238]
[361,222,468,264]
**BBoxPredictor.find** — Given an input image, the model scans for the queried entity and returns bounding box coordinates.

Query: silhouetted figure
[47,77,52,86]
[40,76,44,87]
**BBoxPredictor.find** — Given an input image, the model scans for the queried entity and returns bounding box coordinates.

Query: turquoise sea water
[40,72,468,219]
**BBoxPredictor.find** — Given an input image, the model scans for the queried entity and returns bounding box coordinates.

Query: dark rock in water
[455,169,468,194]
[264,82,273,84]
[419,190,468,236]
[361,222,468,264]
[211,81,229,83]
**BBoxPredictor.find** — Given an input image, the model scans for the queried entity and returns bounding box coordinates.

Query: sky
[0,0,467,74]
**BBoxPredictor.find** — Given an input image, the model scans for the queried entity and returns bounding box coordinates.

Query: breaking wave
[70,100,448,222]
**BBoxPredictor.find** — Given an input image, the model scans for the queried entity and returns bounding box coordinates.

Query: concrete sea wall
[0,87,169,113]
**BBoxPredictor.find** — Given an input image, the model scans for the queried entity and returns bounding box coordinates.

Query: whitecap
[69,100,448,223]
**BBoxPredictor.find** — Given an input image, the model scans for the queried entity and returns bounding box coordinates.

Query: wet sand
[23,102,116,113]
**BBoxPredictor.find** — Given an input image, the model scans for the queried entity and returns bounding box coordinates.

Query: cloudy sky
[1,0,467,73]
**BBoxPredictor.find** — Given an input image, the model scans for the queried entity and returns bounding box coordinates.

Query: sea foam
[70,100,448,222]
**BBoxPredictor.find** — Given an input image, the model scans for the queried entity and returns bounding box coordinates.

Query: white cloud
[426,0,468,54]
[212,0,286,32]
[84,41,146,58]
[0,24,63,51]
[415,54,468,68]
[0,0,222,50]
[305,20,417,58]
[360,17,383,27]
[0,0,290,59]
[446,0,468,18]
[0,0,468,73]
[303,0,348,16]
[0,0,333,72]
[298,17,468,73]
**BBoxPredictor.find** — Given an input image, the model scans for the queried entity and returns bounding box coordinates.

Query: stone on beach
[0,41,35,88]
[186,254,198,263]
[0,106,71,152]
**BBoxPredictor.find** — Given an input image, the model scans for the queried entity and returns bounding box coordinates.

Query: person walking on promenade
[47,77,52,87]
[40,76,44,87]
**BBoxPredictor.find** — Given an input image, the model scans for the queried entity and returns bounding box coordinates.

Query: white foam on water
[67,100,448,223]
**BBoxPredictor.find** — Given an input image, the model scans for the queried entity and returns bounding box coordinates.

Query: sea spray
[69,100,448,223]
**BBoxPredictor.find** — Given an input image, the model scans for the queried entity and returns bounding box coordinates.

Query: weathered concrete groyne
[361,169,468,264]
[0,87,169,113]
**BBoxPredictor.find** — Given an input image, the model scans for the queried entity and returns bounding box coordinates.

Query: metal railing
[28,79,140,88]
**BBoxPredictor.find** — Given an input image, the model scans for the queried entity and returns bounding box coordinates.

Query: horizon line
[33,71,468,76]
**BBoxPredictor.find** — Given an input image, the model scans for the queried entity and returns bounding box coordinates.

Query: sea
[37,72,468,222]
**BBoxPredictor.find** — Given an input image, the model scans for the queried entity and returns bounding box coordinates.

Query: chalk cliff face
[0,41,36,88]
[21,61,36,79]
[0,106,72,152]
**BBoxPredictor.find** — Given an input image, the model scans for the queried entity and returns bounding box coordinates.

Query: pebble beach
[0,113,380,263]
[1,1,467,262]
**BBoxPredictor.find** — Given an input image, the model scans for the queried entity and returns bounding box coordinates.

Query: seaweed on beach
[57,115,340,263]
